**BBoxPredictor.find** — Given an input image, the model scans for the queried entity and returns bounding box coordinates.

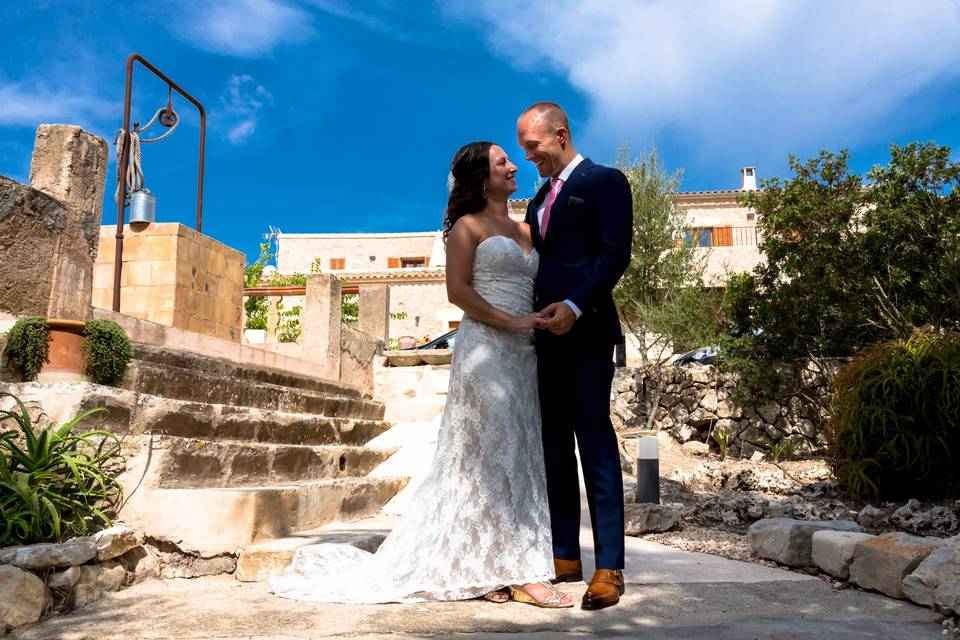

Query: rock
[748,518,861,567]
[672,421,695,443]
[117,545,161,584]
[624,503,683,534]
[680,392,700,412]
[892,500,960,535]
[688,408,718,426]
[721,509,740,525]
[849,532,942,598]
[688,365,715,384]
[716,398,743,419]
[616,376,637,393]
[623,476,637,504]
[700,388,718,412]
[661,394,682,409]
[794,418,817,440]
[621,391,637,404]
[749,450,766,463]
[0,565,47,631]
[682,441,710,456]
[73,561,126,607]
[95,526,144,561]
[47,566,82,590]
[903,535,960,615]
[757,401,780,424]
[0,539,97,570]
[811,530,876,579]
[858,505,890,530]
[159,552,237,579]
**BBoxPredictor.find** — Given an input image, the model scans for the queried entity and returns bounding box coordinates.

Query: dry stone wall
[612,359,845,457]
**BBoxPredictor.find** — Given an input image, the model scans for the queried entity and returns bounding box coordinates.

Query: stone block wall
[93,223,244,342]
[0,125,107,320]
[612,359,845,457]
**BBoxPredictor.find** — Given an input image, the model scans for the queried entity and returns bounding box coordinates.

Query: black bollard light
[635,435,660,504]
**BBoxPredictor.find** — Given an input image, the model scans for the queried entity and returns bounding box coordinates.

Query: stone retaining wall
[612,359,845,457]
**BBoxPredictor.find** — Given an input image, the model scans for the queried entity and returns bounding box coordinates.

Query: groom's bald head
[518,102,571,139]
[517,102,578,179]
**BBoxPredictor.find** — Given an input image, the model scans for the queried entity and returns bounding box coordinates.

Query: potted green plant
[4,317,132,385]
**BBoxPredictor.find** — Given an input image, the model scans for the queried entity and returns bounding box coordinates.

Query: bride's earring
[482,184,487,199]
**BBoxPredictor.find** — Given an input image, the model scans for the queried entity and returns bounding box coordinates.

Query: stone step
[124,360,385,421]
[383,400,446,424]
[235,528,389,582]
[120,477,409,557]
[151,437,396,488]
[131,343,359,398]
[131,394,390,446]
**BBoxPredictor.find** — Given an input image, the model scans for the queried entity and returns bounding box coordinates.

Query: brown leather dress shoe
[552,558,583,584]
[582,569,625,610]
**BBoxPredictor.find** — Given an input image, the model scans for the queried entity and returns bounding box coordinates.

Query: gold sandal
[508,583,574,608]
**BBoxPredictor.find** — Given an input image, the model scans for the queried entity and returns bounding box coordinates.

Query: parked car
[404,329,457,351]
[671,345,718,366]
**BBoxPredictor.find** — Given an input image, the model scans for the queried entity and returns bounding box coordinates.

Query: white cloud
[220,74,273,144]
[444,1,960,162]
[171,0,313,57]
[0,81,116,131]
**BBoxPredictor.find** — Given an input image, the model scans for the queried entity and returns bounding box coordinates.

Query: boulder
[624,503,683,535]
[700,388,718,412]
[47,566,82,590]
[748,518,861,567]
[811,530,876,579]
[0,565,46,631]
[95,526,144,561]
[757,401,780,424]
[849,532,941,598]
[682,441,710,456]
[159,552,237,579]
[902,534,960,615]
[716,398,743,419]
[857,505,889,530]
[0,539,97,570]
[73,561,126,607]
[117,545,161,584]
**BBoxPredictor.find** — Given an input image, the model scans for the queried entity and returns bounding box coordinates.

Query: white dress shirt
[536,153,585,319]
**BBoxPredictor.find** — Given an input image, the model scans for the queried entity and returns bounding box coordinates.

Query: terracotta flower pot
[397,335,418,350]
[38,319,87,382]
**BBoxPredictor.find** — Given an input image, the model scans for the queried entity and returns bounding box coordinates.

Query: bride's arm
[446,219,536,332]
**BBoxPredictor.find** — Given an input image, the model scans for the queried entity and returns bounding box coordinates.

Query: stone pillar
[303,274,342,381]
[0,125,106,320]
[358,284,390,341]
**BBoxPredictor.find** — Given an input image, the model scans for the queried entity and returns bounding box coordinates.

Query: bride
[269,141,573,608]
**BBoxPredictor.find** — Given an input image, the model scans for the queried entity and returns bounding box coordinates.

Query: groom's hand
[538,301,577,335]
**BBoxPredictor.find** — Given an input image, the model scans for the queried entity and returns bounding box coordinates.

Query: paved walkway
[13,413,947,638]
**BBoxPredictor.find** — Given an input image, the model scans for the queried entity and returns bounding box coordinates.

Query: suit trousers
[537,338,625,570]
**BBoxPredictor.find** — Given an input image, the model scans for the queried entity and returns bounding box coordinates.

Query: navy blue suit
[525,157,633,570]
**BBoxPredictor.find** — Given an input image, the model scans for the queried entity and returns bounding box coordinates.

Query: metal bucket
[129,189,156,224]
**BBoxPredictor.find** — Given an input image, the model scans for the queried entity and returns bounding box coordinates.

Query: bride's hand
[506,313,541,332]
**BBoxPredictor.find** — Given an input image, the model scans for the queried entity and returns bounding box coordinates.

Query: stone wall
[612,360,845,458]
[93,223,244,342]
[0,125,107,320]
[277,232,437,273]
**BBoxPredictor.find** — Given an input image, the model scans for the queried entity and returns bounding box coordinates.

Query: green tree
[244,241,272,330]
[613,146,719,367]
[735,143,960,358]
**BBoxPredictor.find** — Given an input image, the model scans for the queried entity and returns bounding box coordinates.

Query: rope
[113,107,178,205]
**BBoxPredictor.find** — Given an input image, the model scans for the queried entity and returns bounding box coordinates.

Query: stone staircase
[0,343,409,558]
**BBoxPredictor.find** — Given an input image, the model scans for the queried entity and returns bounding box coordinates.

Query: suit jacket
[526,157,633,349]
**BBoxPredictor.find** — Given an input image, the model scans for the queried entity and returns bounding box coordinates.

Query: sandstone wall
[0,125,107,319]
[612,360,844,458]
[94,223,244,342]
[277,233,437,273]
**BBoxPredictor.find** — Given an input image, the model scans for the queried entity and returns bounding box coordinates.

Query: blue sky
[2,1,959,264]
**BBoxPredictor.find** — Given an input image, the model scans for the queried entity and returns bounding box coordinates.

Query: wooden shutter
[424,257,430,267]
[329,258,345,270]
[387,257,401,268]
[714,226,733,247]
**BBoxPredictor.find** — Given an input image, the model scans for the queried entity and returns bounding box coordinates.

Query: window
[684,227,713,247]
[329,258,346,270]
[398,257,428,268]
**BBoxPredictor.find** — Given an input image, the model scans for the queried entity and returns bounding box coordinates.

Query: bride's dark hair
[443,141,493,240]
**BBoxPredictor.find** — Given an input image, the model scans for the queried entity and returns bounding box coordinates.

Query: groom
[518,102,633,610]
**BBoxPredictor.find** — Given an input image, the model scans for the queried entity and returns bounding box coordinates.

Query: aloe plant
[0,392,123,546]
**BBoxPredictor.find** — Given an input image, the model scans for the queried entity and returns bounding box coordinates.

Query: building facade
[269,168,763,345]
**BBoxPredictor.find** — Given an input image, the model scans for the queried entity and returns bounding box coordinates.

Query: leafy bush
[827,332,960,499]
[4,317,49,382]
[0,392,123,545]
[245,297,268,330]
[83,319,132,386]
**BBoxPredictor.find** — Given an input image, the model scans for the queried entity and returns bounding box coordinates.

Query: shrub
[0,392,123,546]
[4,317,49,382]
[83,319,132,386]
[827,332,960,499]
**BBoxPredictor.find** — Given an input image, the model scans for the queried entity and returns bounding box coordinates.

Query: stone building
[270,168,762,344]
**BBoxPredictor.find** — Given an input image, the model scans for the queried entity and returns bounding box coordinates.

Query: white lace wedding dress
[270,235,554,603]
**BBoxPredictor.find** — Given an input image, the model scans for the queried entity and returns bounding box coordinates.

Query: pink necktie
[540,178,564,238]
